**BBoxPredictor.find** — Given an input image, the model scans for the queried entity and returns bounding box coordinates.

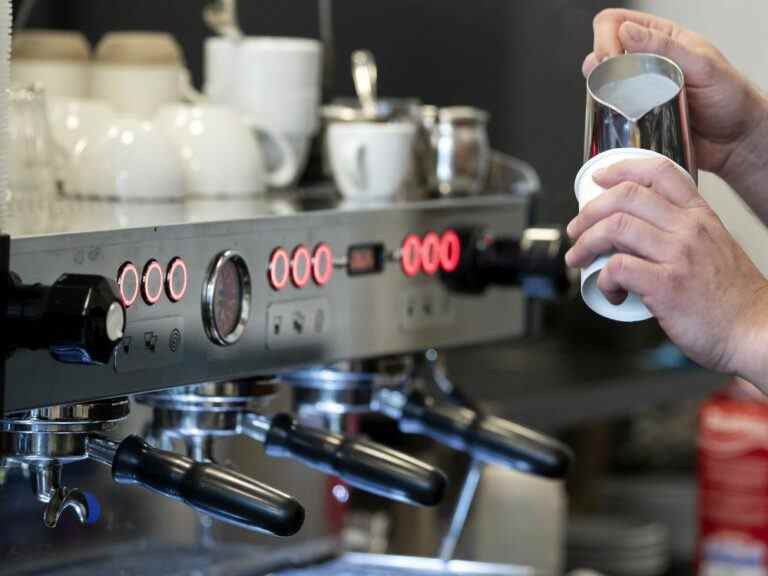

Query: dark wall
[16,0,618,223]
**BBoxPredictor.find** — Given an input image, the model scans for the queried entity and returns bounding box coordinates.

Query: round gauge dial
[203,251,251,346]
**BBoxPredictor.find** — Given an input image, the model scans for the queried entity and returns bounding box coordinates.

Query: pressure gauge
[202,250,251,346]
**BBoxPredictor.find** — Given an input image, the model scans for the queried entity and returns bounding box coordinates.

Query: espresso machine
[0,156,573,573]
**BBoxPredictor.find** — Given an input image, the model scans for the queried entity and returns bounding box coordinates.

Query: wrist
[730,282,768,388]
[719,87,768,190]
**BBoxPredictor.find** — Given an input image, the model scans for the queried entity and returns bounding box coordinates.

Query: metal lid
[437,106,489,124]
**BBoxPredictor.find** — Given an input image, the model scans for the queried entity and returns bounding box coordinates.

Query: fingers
[596,253,661,304]
[618,22,707,79]
[565,213,672,269]
[592,158,700,208]
[568,182,682,239]
[593,8,677,62]
[582,52,599,77]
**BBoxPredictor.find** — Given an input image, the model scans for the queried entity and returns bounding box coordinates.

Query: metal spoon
[351,49,378,119]
[203,0,243,40]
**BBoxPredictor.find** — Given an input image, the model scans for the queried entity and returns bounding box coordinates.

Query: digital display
[347,244,385,276]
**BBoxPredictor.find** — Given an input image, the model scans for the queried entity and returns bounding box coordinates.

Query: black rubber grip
[265,413,447,507]
[399,392,572,478]
[111,435,304,536]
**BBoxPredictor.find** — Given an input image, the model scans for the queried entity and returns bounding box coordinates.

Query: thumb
[619,21,706,79]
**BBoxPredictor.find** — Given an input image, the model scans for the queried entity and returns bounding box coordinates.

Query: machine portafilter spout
[138,381,447,508]
[0,398,305,536]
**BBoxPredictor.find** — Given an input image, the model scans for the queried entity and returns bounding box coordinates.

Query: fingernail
[564,248,573,266]
[566,220,575,237]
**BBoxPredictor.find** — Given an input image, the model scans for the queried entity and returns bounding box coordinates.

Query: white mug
[205,36,322,187]
[327,122,416,203]
[574,147,696,322]
[155,103,266,197]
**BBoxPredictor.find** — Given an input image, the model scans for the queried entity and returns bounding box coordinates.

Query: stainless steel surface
[584,53,696,180]
[275,552,536,576]
[352,50,378,120]
[422,107,491,196]
[438,458,483,562]
[5,189,529,413]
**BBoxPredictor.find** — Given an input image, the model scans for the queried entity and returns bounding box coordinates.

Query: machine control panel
[4,195,536,412]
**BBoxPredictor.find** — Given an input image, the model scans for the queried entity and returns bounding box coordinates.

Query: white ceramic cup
[91,32,197,117]
[206,37,321,187]
[155,103,266,197]
[11,30,91,98]
[574,147,696,322]
[327,122,416,203]
[72,115,184,201]
[90,64,193,118]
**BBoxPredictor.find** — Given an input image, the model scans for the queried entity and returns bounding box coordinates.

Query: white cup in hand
[574,148,696,322]
[327,122,416,203]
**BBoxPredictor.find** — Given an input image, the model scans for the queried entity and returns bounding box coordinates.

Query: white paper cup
[574,148,696,322]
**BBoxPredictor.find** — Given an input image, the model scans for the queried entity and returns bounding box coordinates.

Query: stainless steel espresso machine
[0,159,573,574]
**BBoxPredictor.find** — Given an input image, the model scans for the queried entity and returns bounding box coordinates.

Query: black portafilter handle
[397,391,572,479]
[5,273,125,364]
[110,435,305,536]
[263,413,447,507]
[441,227,570,299]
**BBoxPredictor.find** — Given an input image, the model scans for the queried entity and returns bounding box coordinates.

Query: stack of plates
[566,515,670,576]
[597,475,696,561]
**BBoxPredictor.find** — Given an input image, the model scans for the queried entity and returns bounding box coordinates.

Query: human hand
[565,156,768,385]
[583,9,768,179]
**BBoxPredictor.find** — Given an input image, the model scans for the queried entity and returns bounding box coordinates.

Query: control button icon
[144,331,159,352]
[292,310,306,335]
[168,328,182,353]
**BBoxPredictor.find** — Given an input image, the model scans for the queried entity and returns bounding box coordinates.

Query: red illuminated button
[312,243,334,286]
[268,247,290,291]
[117,262,139,308]
[421,232,441,276]
[142,259,164,305]
[440,229,462,273]
[291,245,312,288]
[401,234,422,277]
[165,257,188,302]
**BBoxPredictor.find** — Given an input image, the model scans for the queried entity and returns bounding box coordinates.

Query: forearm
[719,94,768,224]
[731,285,768,392]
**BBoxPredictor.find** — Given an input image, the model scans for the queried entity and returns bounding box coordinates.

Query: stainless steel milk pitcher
[584,53,696,181]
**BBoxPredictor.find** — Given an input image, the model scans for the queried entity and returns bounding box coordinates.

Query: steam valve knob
[6,274,125,364]
[441,227,570,299]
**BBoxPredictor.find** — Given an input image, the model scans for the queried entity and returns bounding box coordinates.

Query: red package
[698,379,768,575]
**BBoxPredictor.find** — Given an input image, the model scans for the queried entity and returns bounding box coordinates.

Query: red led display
[142,260,164,305]
[312,243,334,286]
[117,262,139,308]
[291,245,312,288]
[165,257,188,302]
[421,232,441,276]
[440,229,461,273]
[401,234,422,277]
[268,247,290,291]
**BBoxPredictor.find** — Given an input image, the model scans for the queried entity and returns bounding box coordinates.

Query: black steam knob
[441,227,570,299]
[6,274,125,364]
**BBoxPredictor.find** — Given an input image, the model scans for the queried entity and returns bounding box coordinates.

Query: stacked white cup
[204,37,322,188]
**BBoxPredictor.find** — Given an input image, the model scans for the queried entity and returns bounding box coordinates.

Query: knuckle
[609,212,632,238]
[618,181,642,205]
